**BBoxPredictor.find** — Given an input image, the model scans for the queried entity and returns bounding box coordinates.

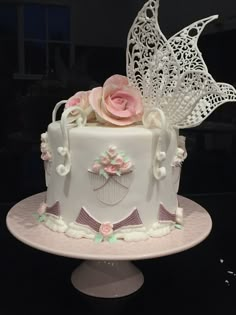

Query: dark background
[0,0,236,314]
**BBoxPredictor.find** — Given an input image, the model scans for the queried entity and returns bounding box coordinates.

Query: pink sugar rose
[89,74,144,126]
[92,163,102,173]
[41,133,47,141]
[65,91,95,120]
[107,145,117,158]
[120,161,132,173]
[113,155,124,166]
[104,164,118,174]
[41,151,52,161]
[37,202,47,216]
[40,143,47,152]
[100,156,110,166]
[99,222,113,237]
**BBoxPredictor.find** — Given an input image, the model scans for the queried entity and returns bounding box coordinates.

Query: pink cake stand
[6,192,212,298]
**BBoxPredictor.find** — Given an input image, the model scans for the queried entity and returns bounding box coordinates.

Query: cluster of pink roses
[65,74,143,126]
[91,145,133,178]
[40,133,52,161]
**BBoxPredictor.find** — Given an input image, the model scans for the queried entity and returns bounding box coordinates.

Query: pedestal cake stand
[6,192,212,298]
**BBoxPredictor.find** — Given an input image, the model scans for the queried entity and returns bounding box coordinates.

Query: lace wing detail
[126,0,236,129]
[177,82,236,128]
[164,70,222,127]
[126,0,180,110]
[168,15,218,74]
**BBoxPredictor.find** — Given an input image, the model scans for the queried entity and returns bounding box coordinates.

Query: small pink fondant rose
[107,145,117,158]
[100,156,110,166]
[65,91,95,120]
[92,163,102,173]
[120,161,132,173]
[41,151,52,161]
[89,74,144,126]
[99,222,113,237]
[104,164,118,175]
[40,142,47,152]
[41,133,47,141]
[37,202,47,216]
[113,155,124,166]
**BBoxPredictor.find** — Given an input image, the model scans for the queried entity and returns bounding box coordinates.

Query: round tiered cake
[37,0,236,243]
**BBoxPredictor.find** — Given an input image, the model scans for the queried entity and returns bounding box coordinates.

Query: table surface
[6,192,212,261]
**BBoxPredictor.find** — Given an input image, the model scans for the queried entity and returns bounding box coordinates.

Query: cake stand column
[71,260,144,298]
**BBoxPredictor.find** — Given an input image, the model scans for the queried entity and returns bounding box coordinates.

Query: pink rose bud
[41,133,47,141]
[40,143,47,152]
[120,161,132,173]
[104,164,118,174]
[100,156,110,166]
[99,222,114,237]
[107,145,117,158]
[92,163,102,173]
[37,203,47,216]
[41,152,52,161]
[113,155,124,166]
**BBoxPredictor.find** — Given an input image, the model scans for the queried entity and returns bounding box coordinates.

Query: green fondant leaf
[124,157,130,163]
[99,169,109,179]
[119,151,126,157]
[33,213,47,223]
[95,233,103,243]
[108,235,117,243]
[101,151,108,158]
[110,160,116,165]
[175,224,183,230]
[116,170,121,176]
[38,214,47,222]
[103,171,109,179]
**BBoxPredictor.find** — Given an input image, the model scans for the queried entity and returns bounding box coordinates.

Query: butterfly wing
[126,0,180,110]
[177,82,236,128]
[127,1,236,129]
[168,15,218,74]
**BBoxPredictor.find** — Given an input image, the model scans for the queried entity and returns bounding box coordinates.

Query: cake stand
[6,192,212,298]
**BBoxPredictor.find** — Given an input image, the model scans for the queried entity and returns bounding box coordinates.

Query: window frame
[13,3,74,80]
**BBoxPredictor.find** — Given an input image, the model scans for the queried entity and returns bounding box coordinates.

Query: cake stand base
[6,192,212,298]
[71,260,143,298]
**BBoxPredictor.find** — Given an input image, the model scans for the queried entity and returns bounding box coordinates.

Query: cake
[37,0,236,243]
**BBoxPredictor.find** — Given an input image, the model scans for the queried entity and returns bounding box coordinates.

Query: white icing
[117,231,149,242]
[156,151,166,162]
[155,166,166,180]
[143,108,169,182]
[176,207,184,225]
[40,132,52,187]
[56,106,87,176]
[65,222,95,239]
[52,100,67,122]
[43,214,176,242]
[158,128,179,214]
[44,214,68,233]
[147,222,175,238]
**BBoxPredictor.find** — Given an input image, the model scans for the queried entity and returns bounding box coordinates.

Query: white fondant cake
[38,0,236,242]
[41,120,184,241]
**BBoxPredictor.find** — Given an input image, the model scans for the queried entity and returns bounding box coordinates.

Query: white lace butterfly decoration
[126,0,236,130]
